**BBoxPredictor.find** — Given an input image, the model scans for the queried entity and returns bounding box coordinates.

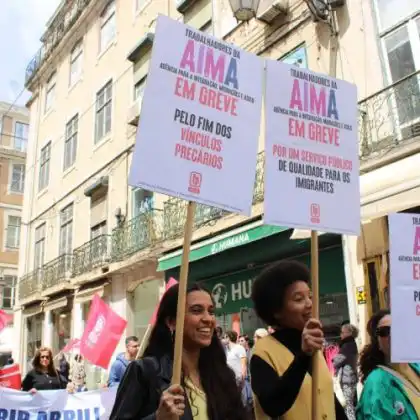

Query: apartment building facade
[0,102,28,359]
[15,0,417,381]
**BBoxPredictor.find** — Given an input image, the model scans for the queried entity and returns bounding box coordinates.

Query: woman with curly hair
[110,283,247,420]
[357,310,420,419]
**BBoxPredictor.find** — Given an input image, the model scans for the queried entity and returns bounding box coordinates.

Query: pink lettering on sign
[413,226,420,255]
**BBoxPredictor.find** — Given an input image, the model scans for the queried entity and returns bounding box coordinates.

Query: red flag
[80,294,127,369]
[62,338,81,353]
[149,278,178,326]
[0,364,21,390]
[0,310,12,332]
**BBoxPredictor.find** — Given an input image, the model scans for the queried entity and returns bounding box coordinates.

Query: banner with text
[129,15,263,215]
[0,387,116,420]
[389,213,420,362]
[264,61,360,235]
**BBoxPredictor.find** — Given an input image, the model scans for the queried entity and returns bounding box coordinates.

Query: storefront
[24,310,43,373]
[158,220,349,340]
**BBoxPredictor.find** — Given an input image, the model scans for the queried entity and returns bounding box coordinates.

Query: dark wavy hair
[143,283,247,420]
[33,346,57,377]
[358,309,390,383]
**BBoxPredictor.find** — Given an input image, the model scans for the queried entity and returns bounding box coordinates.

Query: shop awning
[157,222,288,271]
[43,297,68,312]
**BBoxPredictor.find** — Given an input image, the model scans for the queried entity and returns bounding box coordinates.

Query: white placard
[264,61,360,235]
[0,387,116,419]
[389,212,420,362]
[129,15,263,215]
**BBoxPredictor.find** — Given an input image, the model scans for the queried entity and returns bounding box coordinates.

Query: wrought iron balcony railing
[25,0,92,86]
[18,269,43,301]
[42,254,73,290]
[359,70,420,158]
[111,210,164,262]
[72,235,110,277]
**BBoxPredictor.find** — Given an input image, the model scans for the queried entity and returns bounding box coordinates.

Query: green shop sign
[157,224,287,271]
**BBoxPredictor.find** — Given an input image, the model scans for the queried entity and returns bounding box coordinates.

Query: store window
[52,310,71,355]
[26,314,43,369]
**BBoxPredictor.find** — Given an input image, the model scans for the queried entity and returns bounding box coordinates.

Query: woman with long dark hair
[22,347,67,393]
[357,310,420,419]
[110,283,247,420]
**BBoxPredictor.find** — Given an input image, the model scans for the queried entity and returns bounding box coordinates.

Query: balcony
[111,210,164,262]
[18,269,43,302]
[72,235,110,277]
[25,0,92,86]
[359,70,420,160]
[42,254,73,294]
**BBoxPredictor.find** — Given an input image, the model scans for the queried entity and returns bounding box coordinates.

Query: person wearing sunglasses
[357,310,420,419]
[22,347,67,394]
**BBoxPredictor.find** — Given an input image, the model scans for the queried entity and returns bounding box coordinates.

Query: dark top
[59,357,70,381]
[250,328,347,419]
[22,369,67,391]
[333,337,358,386]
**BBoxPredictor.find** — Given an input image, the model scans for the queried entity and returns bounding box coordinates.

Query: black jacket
[110,354,195,420]
[333,336,358,386]
[22,369,67,391]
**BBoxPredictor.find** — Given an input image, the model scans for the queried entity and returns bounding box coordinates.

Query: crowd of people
[13,260,420,419]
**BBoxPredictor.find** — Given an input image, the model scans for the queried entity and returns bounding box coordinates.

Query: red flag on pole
[62,338,81,353]
[149,278,178,326]
[0,364,21,390]
[80,294,127,369]
[0,310,12,333]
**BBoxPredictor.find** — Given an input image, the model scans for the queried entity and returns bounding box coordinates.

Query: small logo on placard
[310,203,320,224]
[188,172,202,194]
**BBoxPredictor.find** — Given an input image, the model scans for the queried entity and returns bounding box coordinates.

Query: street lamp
[228,0,261,22]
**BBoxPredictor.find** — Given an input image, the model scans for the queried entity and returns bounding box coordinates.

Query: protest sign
[0,387,116,419]
[264,61,359,235]
[80,294,127,369]
[129,15,263,215]
[389,212,420,362]
[0,364,21,390]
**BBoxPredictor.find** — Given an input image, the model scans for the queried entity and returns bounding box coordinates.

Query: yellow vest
[253,335,336,420]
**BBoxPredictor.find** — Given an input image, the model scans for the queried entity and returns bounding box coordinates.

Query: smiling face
[275,281,312,330]
[182,290,216,349]
[40,351,51,368]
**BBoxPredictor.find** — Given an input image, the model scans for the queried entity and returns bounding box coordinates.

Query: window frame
[64,114,78,170]
[99,1,116,53]
[13,121,29,152]
[34,223,46,269]
[10,163,25,194]
[0,275,17,310]
[95,80,113,143]
[69,40,83,87]
[5,215,21,249]
[133,76,147,102]
[45,72,56,113]
[38,142,51,192]
[59,203,73,255]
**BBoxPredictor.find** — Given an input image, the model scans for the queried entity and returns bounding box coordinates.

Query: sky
[0,0,60,106]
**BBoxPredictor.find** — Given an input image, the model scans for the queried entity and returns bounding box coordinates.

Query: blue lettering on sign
[0,408,100,420]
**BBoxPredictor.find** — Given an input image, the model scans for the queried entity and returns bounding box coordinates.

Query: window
[64,114,78,170]
[59,204,73,254]
[6,216,21,249]
[91,221,107,239]
[69,41,83,86]
[0,276,17,309]
[39,142,51,191]
[280,44,308,68]
[95,81,112,143]
[34,223,46,269]
[14,122,28,152]
[45,73,56,113]
[10,163,25,193]
[132,188,153,217]
[133,77,147,101]
[100,1,116,52]
[376,0,419,30]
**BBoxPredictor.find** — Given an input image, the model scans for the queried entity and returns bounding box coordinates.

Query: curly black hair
[251,260,311,326]
[144,283,248,420]
[359,309,390,384]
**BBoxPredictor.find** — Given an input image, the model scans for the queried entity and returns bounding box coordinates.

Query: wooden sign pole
[171,201,197,385]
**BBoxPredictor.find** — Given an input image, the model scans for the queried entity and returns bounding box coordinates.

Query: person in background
[22,347,67,393]
[333,323,359,420]
[67,354,87,393]
[253,328,269,344]
[223,331,248,388]
[6,357,14,365]
[216,326,223,339]
[239,335,254,417]
[108,336,139,387]
[250,260,347,420]
[110,284,248,420]
[357,310,420,419]
[58,353,70,382]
